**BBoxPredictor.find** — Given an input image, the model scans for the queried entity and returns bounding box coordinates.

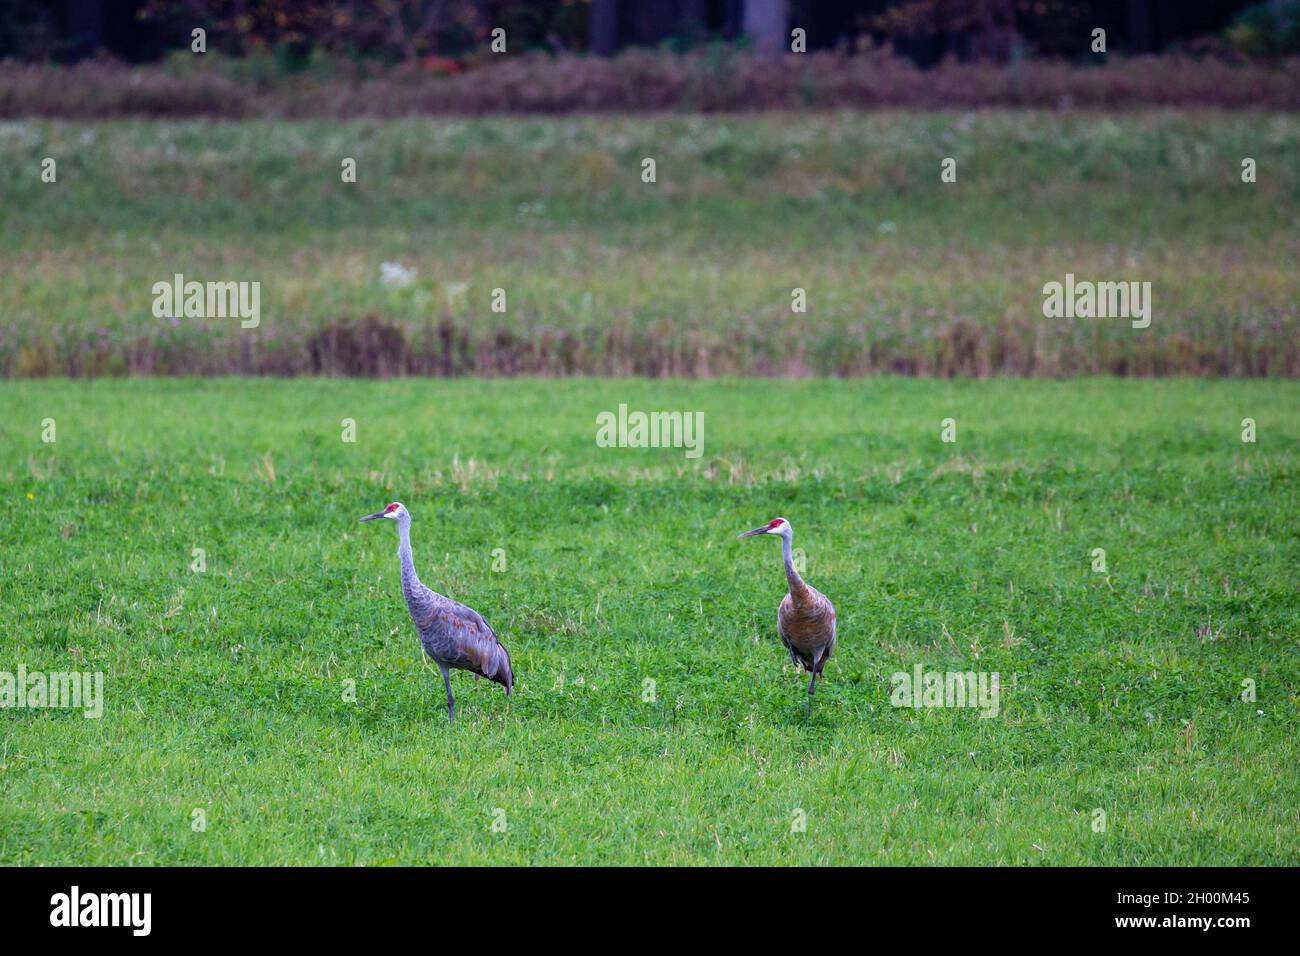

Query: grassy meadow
[1,106,1298,865]
[1,111,1298,376]
[0,378,1297,864]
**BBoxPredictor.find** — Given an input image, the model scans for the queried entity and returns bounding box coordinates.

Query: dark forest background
[4,1,1296,65]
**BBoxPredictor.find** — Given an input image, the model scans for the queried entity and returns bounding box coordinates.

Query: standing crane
[739,517,837,715]
[361,502,514,722]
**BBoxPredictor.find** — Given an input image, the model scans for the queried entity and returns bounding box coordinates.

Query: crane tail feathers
[493,644,514,695]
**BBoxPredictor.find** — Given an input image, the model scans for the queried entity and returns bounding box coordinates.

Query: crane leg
[806,653,822,718]
[439,665,455,723]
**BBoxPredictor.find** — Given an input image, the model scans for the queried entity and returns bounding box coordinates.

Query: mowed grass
[2,112,1298,375]
[0,377,1297,865]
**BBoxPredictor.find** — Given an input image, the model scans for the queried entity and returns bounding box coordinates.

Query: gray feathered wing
[411,589,514,694]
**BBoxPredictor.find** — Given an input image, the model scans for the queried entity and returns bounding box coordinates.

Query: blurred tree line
[3,0,1295,63]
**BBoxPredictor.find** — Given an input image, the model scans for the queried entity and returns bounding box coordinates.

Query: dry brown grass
[2,49,1298,119]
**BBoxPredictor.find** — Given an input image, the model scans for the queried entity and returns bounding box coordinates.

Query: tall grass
[2,112,1297,378]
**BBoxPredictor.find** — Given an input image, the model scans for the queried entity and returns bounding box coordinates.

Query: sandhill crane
[739,517,837,714]
[361,502,514,722]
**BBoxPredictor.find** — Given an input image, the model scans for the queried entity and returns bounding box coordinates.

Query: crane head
[738,517,791,539]
[360,502,407,522]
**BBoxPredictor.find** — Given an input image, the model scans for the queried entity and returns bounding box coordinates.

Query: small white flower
[379,262,417,288]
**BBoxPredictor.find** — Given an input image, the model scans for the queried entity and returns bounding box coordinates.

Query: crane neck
[780,533,806,595]
[397,519,421,593]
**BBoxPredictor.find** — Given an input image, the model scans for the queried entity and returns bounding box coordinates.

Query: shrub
[2,49,1298,119]
[1227,1,1300,57]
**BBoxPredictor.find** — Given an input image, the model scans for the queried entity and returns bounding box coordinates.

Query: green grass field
[1,378,1297,864]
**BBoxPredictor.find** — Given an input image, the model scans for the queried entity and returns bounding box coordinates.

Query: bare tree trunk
[743,0,788,61]
[1128,0,1154,54]
[589,0,619,56]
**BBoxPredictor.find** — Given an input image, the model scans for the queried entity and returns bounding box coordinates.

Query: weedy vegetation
[2,49,1298,119]
[2,111,1298,378]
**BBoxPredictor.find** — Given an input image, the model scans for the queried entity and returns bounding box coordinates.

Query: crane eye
[385,504,398,513]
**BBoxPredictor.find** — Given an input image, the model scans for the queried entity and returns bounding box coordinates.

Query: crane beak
[738,525,769,538]
[359,510,386,522]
